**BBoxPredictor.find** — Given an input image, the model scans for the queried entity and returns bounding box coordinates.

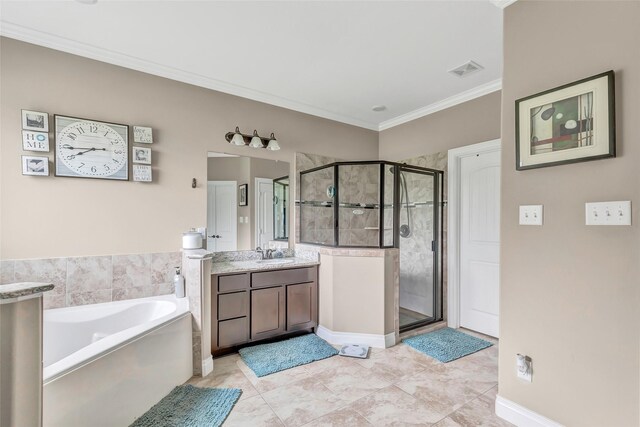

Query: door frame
[447,139,501,329]
[254,177,274,248]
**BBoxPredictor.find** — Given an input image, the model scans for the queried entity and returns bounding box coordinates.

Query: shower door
[398,166,442,331]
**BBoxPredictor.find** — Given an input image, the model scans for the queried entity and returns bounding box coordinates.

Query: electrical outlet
[519,205,543,226]
[585,201,631,225]
[517,354,532,382]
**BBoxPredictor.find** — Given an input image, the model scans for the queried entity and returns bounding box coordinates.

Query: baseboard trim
[316,325,395,348]
[201,356,213,377]
[495,395,564,427]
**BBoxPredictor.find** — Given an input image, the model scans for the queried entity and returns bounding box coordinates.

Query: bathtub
[43,295,193,427]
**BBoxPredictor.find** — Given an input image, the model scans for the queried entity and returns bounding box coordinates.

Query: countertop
[211,257,319,275]
[0,282,54,301]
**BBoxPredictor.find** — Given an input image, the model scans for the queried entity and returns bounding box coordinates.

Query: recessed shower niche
[299,161,444,331]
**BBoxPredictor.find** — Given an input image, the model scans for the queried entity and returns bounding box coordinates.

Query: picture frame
[239,183,248,206]
[515,70,615,170]
[22,155,49,176]
[22,131,50,152]
[133,165,152,182]
[133,126,153,144]
[54,115,129,180]
[133,146,152,164]
[22,110,49,132]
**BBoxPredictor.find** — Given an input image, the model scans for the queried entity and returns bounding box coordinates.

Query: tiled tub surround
[0,252,182,309]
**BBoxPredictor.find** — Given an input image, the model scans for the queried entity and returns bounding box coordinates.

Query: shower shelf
[298,201,333,207]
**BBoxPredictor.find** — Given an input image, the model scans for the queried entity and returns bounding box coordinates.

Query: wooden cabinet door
[286,282,318,332]
[251,287,285,341]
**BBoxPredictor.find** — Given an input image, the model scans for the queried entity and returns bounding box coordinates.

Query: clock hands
[62,144,108,159]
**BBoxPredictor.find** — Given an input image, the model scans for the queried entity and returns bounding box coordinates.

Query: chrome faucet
[265,249,275,259]
[256,247,264,259]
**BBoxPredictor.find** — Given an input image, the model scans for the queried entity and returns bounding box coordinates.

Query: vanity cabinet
[250,286,285,340]
[211,265,318,355]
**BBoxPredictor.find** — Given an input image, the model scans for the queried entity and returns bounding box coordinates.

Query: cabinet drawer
[251,267,316,288]
[218,317,248,348]
[218,273,249,293]
[218,291,248,321]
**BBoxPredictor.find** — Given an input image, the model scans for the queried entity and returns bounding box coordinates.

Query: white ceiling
[0,1,503,131]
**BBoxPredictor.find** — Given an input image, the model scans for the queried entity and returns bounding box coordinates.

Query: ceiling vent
[448,61,484,78]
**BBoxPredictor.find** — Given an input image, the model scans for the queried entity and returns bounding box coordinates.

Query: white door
[255,178,274,248]
[207,181,237,252]
[459,149,501,337]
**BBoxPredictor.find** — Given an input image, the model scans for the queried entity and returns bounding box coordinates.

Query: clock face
[55,116,129,180]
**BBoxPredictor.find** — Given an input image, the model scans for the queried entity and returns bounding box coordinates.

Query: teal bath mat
[130,385,241,427]
[239,333,338,377]
[402,328,492,363]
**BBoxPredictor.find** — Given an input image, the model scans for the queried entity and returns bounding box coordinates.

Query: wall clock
[54,115,129,180]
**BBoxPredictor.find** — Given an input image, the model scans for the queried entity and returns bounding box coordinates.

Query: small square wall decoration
[133,165,152,182]
[133,147,152,164]
[22,131,50,152]
[22,155,49,176]
[133,126,153,143]
[515,70,615,170]
[22,110,49,132]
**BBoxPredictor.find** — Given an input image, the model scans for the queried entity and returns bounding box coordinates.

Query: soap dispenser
[174,266,185,298]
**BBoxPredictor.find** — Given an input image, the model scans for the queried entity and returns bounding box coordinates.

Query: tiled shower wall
[295,152,339,245]
[296,153,383,247]
[398,151,448,319]
[0,252,182,309]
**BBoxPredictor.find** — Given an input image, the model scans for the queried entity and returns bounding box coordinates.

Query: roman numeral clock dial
[54,116,129,180]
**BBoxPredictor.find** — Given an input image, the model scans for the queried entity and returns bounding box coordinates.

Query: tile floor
[187,330,513,427]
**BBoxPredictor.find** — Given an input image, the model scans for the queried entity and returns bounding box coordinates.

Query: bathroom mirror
[207,152,290,252]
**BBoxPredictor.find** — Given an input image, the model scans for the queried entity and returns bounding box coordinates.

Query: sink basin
[256,258,295,265]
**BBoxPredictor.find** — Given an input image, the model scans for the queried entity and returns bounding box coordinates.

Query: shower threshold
[399,307,436,331]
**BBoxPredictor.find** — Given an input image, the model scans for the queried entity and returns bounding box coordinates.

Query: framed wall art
[239,184,248,206]
[515,70,615,170]
[133,165,152,182]
[22,155,49,176]
[133,126,153,143]
[22,110,49,132]
[22,131,50,152]
[54,115,129,180]
[133,146,152,164]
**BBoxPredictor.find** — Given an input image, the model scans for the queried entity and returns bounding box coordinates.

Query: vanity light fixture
[225,127,281,151]
[230,127,245,146]
[266,133,280,151]
[249,130,263,148]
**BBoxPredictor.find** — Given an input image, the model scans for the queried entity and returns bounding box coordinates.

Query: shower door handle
[431,240,436,252]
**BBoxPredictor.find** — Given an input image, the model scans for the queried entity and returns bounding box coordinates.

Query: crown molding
[490,0,519,9]
[378,78,502,131]
[0,22,379,131]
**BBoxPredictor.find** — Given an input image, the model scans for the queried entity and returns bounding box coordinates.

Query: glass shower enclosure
[299,161,444,331]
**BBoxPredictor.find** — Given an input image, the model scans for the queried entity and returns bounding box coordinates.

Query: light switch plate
[585,201,631,225]
[519,205,543,226]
